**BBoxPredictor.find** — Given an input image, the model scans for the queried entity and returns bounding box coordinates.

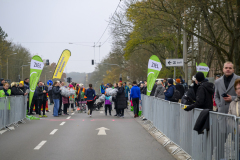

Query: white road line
[34,141,47,150]
[100,111,104,114]
[66,116,71,119]
[50,129,58,135]
[60,122,66,126]
[71,113,74,115]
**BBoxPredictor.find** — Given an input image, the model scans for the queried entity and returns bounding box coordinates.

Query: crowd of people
[0,61,239,119]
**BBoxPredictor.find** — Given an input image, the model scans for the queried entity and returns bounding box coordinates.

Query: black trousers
[105,105,112,115]
[58,96,62,114]
[30,99,38,114]
[63,104,69,114]
[38,99,46,115]
[49,94,53,103]
[126,97,128,108]
[132,98,139,115]
[118,109,124,116]
[87,101,94,115]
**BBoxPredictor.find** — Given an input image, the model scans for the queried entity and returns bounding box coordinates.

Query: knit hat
[19,81,24,86]
[196,72,205,82]
[176,79,181,83]
[69,84,73,88]
[168,78,173,85]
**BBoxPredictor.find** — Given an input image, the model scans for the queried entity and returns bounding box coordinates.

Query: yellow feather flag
[52,49,71,79]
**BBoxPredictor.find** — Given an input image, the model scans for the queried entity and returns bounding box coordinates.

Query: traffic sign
[166,59,183,67]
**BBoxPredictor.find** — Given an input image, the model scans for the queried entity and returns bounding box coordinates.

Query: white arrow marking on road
[0,130,7,134]
[50,129,58,135]
[66,116,71,119]
[96,127,110,135]
[34,141,47,150]
[100,111,104,114]
[60,122,65,126]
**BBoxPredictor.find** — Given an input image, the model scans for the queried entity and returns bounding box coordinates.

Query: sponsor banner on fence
[29,55,44,109]
[147,55,162,96]
[52,49,71,79]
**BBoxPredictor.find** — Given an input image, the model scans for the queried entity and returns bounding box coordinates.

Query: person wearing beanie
[175,78,185,98]
[184,72,214,111]
[195,72,205,83]
[164,78,176,101]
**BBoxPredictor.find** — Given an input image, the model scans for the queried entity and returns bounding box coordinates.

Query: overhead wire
[96,0,121,45]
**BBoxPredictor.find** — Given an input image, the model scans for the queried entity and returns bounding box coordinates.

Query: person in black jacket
[113,83,119,116]
[175,79,185,98]
[150,81,158,96]
[184,72,214,111]
[52,81,61,117]
[37,81,48,117]
[116,82,127,118]
[11,82,27,96]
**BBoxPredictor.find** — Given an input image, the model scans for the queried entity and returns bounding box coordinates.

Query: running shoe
[43,115,48,117]
[39,115,42,118]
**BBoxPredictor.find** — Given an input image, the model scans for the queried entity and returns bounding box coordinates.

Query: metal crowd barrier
[141,94,239,160]
[0,95,27,130]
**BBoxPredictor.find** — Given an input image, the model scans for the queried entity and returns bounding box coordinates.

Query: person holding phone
[215,61,240,113]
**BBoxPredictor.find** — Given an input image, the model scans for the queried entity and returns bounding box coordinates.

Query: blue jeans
[53,99,59,116]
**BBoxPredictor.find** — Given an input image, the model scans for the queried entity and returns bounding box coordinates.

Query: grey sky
[0,0,120,73]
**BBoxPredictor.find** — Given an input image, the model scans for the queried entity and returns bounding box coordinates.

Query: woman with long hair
[85,84,96,117]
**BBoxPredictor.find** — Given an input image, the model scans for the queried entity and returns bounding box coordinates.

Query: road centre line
[60,122,66,125]
[34,141,47,150]
[66,116,71,119]
[50,129,58,135]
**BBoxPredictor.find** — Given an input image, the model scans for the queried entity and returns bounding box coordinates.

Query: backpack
[169,87,181,102]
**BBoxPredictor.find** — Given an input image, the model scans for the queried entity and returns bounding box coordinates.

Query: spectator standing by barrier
[130,81,141,118]
[11,82,27,96]
[164,79,175,101]
[0,78,5,87]
[184,72,214,111]
[150,80,158,96]
[0,83,11,97]
[85,84,96,117]
[142,82,147,95]
[140,83,144,94]
[48,83,53,105]
[24,78,30,112]
[163,78,168,88]
[228,79,240,116]
[116,82,126,117]
[154,81,165,99]
[175,78,185,98]
[123,82,130,108]
[19,81,26,94]
[53,81,61,117]
[37,81,48,117]
[215,61,240,113]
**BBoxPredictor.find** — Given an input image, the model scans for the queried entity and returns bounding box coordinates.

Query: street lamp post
[22,63,30,80]
[7,53,17,79]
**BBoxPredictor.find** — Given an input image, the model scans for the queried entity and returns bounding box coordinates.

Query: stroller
[92,95,104,111]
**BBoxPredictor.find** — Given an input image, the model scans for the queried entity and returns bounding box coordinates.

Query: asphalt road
[0,104,175,160]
